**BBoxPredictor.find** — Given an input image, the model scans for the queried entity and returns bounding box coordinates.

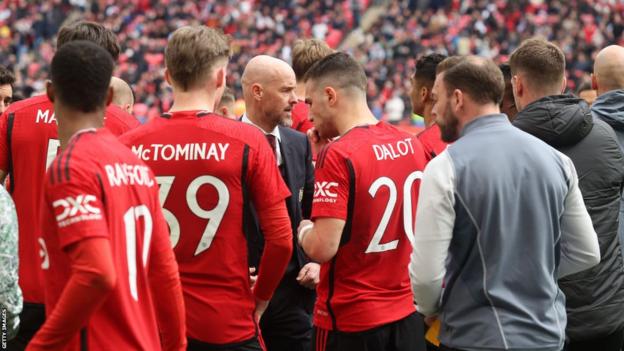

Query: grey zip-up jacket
[410,114,600,351]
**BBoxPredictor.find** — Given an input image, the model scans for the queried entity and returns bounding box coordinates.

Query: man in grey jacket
[511,39,624,350]
[592,45,624,247]
[410,55,601,351]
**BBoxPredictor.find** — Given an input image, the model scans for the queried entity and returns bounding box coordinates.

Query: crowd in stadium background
[2,0,623,124]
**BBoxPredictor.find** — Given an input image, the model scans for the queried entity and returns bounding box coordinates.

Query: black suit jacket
[246,125,314,271]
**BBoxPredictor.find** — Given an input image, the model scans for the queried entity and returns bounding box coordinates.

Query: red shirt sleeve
[311,146,350,220]
[27,238,116,351]
[253,200,292,301]
[45,172,109,249]
[248,135,291,207]
[147,202,187,351]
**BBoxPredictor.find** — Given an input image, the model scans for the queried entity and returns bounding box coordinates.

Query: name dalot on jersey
[131,143,229,162]
[53,194,102,227]
[314,181,339,204]
[372,138,416,161]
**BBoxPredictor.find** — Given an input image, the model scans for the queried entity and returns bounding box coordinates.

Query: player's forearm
[148,244,186,351]
[254,201,293,301]
[28,239,116,350]
[300,227,337,263]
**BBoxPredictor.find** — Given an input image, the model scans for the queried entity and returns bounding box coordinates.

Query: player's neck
[423,104,434,126]
[337,105,378,136]
[57,109,103,150]
[245,108,277,133]
[169,91,216,113]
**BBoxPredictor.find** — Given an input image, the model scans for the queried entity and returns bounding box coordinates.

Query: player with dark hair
[499,63,518,120]
[297,52,428,351]
[0,20,139,349]
[121,26,293,351]
[412,53,447,161]
[0,65,15,114]
[26,40,185,351]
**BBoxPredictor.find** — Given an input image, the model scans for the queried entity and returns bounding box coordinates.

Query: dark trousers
[259,267,315,351]
[312,312,427,351]
[7,303,45,351]
[187,336,263,351]
[565,328,624,351]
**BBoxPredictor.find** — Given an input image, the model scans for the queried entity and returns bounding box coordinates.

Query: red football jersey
[291,100,313,134]
[417,124,448,161]
[40,129,169,350]
[120,111,290,344]
[0,95,138,303]
[311,122,427,332]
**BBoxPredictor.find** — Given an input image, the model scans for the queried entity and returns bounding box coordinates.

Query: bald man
[592,44,624,276]
[241,55,316,351]
[110,77,134,114]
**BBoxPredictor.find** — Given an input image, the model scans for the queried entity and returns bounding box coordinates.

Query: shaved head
[110,77,134,114]
[241,55,297,129]
[594,45,624,95]
[242,55,295,91]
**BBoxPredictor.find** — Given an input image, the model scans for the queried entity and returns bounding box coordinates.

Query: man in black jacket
[510,38,624,351]
[241,55,317,351]
[592,45,624,249]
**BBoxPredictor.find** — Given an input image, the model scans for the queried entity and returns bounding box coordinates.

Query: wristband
[298,223,314,245]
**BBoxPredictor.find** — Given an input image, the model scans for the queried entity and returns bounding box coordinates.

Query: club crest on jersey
[314,181,339,203]
[52,194,102,227]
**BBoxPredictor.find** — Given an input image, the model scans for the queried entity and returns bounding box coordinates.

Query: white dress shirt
[241,113,282,166]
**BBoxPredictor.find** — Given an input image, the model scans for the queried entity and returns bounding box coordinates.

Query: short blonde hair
[291,39,333,81]
[165,26,231,91]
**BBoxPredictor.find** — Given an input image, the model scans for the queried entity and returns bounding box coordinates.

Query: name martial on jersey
[131,142,230,162]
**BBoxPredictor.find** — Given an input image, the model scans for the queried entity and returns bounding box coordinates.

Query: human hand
[296,262,320,289]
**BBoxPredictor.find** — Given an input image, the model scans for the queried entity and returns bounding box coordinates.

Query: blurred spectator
[0,0,368,116]
[1,1,623,123]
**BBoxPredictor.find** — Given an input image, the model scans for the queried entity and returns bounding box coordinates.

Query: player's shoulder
[3,95,50,116]
[47,130,100,186]
[104,104,140,132]
[118,117,160,144]
[212,116,268,148]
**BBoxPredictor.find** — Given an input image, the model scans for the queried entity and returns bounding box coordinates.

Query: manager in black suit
[240,55,317,351]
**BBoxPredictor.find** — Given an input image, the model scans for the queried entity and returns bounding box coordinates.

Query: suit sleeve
[302,136,314,219]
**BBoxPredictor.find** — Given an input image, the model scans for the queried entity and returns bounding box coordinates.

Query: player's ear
[46,80,55,103]
[215,66,226,89]
[560,76,567,94]
[164,68,172,86]
[591,73,598,91]
[220,106,229,116]
[325,87,336,106]
[452,89,463,112]
[105,86,113,106]
[421,86,429,102]
[252,83,263,100]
